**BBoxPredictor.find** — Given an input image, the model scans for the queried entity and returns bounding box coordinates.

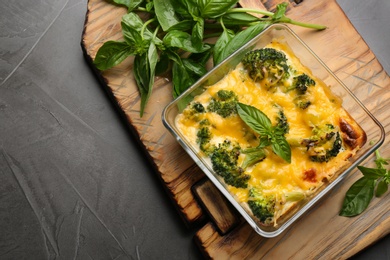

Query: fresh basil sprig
[340,149,390,217]
[236,102,291,163]
[94,1,326,116]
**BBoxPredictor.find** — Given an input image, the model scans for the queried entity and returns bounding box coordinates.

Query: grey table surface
[0,0,389,259]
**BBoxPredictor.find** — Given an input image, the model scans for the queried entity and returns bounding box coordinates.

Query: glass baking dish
[162,24,385,237]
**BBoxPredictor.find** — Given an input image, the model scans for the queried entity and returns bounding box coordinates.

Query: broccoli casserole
[174,41,367,227]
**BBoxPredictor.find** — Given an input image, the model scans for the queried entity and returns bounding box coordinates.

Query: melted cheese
[175,41,365,226]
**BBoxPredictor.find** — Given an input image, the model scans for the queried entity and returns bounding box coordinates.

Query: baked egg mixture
[175,41,366,226]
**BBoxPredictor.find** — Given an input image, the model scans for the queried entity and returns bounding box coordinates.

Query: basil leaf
[236,102,272,136]
[357,166,386,179]
[163,30,210,53]
[128,0,143,12]
[93,41,135,70]
[145,2,154,12]
[188,47,213,65]
[167,20,193,32]
[197,0,239,18]
[192,18,205,48]
[375,179,388,197]
[170,0,193,18]
[122,13,163,45]
[219,21,271,63]
[182,59,207,77]
[112,0,142,11]
[172,57,205,97]
[164,49,192,97]
[121,13,151,48]
[122,22,145,45]
[133,54,148,97]
[271,133,291,163]
[185,0,201,17]
[339,177,375,217]
[172,61,196,98]
[122,13,163,50]
[154,0,181,31]
[122,13,151,36]
[155,52,170,76]
[241,147,266,169]
[213,26,235,65]
[258,136,271,148]
[112,0,131,7]
[133,42,158,116]
[148,42,158,73]
[164,48,183,66]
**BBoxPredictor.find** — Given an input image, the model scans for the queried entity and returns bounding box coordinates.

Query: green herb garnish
[340,149,390,217]
[236,102,291,163]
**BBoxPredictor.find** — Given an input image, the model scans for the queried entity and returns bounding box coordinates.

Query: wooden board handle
[193,179,241,235]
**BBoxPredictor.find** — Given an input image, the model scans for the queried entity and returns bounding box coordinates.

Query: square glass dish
[162,24,384,237]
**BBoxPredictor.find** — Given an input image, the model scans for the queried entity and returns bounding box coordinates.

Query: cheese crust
[175,42,366,227]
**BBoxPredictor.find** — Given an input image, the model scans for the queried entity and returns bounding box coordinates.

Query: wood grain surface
[81,0,390,258]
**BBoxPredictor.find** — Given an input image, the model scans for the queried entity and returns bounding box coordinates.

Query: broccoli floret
[215,89,235,101]
[302,124,343,163]
[289,124,343,162]
[288,74,316,95]
[275,109,289,135]
[207,90,238,118]
[183,101,206,121]
[197,127,212,153]
[310,124,336,144]
[199,118,210,126]
[210,140,250,188]
[247,188,275,223]
[296,100,311,110]
[242,48,290,87]
[309,132,342,162]
[286,74,315,109]
[192,102,205,113]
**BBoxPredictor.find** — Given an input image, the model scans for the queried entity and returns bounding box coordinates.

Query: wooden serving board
[81,0,390,258]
